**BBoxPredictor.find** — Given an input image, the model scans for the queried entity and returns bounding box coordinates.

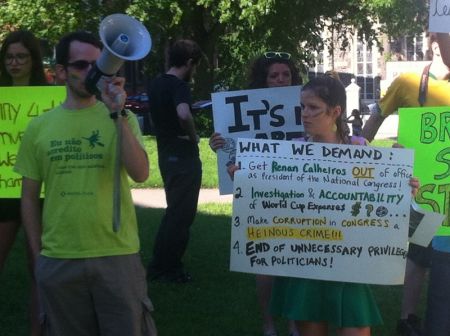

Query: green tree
[0,0,429,99]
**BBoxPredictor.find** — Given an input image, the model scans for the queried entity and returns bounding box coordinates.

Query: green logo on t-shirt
[83,130,105,148]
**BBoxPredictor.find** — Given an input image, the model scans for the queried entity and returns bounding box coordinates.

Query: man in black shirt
[147,39,202,283]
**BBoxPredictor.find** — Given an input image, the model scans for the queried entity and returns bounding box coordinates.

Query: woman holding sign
[0,30,48,336]
[266,75,420,336]
[210,52,302,336]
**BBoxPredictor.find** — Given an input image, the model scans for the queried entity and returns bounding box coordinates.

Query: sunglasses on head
[66,60,96,70]
[264,51,291,60]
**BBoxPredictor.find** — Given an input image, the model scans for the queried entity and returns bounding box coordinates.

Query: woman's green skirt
[270,277,383,328]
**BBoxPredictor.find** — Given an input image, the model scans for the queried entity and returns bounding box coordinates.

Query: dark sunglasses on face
[66,60,96,70]
[264,51,291,60]
[5,53,30,65]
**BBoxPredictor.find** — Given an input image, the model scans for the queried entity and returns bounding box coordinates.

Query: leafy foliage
[0,0,428,99]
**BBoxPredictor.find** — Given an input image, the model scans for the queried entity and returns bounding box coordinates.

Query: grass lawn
[0,202,427,336]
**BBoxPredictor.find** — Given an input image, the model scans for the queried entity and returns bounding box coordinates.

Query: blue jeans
[425,249,450,336]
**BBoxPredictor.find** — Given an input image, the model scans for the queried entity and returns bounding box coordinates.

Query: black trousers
[150,152,202,274]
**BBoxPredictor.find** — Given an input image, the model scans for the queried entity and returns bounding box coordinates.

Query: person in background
[362,32,450,336]
[14,31,155,335]
[324,69,341,82]
[266,75,419,336]
[147,39,202,284]
[346,109,363,136]
[0,30,48,336]
[423,32,450,336]
[210,51,302,336]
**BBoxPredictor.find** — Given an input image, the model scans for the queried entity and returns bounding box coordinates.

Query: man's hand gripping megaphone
[100,76,126,114]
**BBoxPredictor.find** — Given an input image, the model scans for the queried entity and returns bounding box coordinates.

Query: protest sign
[211,86,303,195]
[398,107,450,235]
[429,0,450,33]
[0,86,65,198]
[230,138,414,285]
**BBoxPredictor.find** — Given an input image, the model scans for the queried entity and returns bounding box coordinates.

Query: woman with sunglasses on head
[210,51,302,336]
[267,75,420,336]
[0,30,48,336]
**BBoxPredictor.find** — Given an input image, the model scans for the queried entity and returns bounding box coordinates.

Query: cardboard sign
[429,0,450,33]
[230,138,414,285]
[398,107,450,235]
[212,86,303,194]
[0,86,65,198]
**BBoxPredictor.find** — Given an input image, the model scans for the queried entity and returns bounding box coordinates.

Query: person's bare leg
[288,319,300,336]
[0,220,20,272]
[298,321,328,336]
[337,327,371,336]
[400,258,427,318]
[256,274,277,335]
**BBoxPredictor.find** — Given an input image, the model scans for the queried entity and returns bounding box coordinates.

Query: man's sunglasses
[66,60,96,70]
[264,51,291,60]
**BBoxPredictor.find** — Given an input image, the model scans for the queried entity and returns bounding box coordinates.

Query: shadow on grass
[0,203,427,335]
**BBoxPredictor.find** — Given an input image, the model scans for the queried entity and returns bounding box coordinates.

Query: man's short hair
[168,39,202,68]
[56,31,103,66]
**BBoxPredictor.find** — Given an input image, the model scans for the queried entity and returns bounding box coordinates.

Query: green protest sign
[398,107,450,235]
[0,86,66,198]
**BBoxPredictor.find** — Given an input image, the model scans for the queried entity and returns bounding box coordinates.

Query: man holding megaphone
[14,29,156,335]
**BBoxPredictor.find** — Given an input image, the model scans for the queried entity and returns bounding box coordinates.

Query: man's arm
[101,76,149,183]
[21,177,42,262]
[361,111,385,142]
[177,102,198,144]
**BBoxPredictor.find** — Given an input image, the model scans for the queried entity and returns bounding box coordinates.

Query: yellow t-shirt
[14,101,145,258]
[380,72,450,117]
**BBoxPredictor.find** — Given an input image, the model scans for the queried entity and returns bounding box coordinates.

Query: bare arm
[21,177,43,262]
[177,102,198,144]
[393,143,420,197]
[101,76,149,182]
[361,112,385,142]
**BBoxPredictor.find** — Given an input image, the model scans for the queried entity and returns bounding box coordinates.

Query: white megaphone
[85,13,152,94]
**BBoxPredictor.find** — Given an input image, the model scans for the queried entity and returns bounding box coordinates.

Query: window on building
[356,40,379,100]
[390,34,424,61]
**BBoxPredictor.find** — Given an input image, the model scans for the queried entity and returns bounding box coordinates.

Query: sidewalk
[131,188,233,208]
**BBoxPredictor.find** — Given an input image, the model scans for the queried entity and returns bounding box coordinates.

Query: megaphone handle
[112,117,122,232]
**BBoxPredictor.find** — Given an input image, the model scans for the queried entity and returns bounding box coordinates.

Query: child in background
[346,109,363,136]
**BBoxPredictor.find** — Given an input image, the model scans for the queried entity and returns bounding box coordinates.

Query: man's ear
[54,64,67,83]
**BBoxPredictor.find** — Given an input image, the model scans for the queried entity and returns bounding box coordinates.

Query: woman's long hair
[0,30,47,86]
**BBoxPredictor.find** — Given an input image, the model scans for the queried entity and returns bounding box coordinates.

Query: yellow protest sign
[0,86,66,198]
[398,107,450,234]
